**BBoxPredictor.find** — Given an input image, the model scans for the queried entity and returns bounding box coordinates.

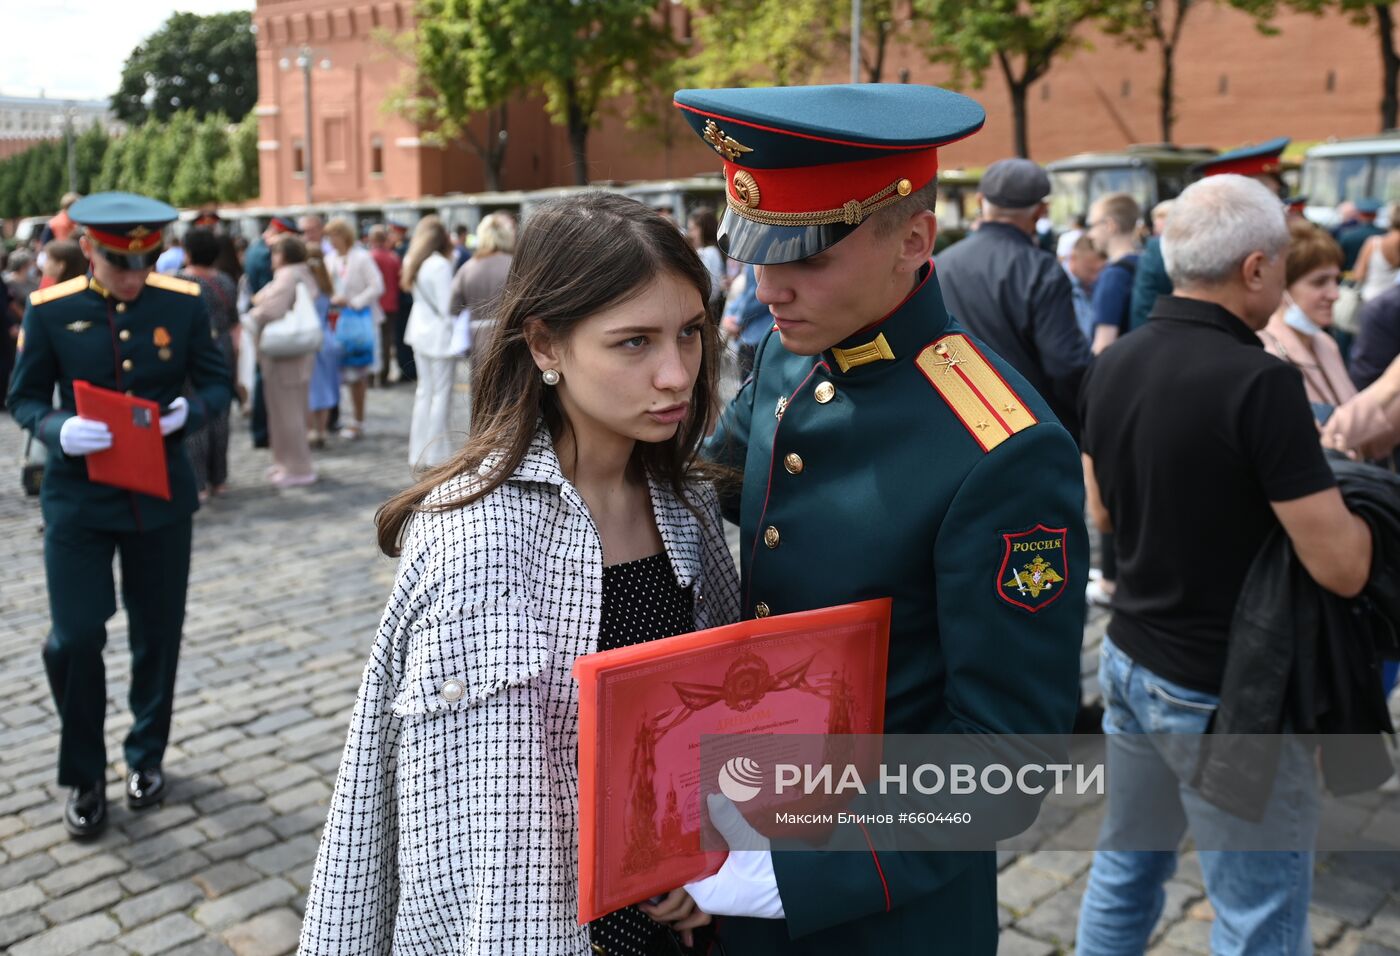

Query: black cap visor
[717,207,859,265]
[91,244,163,270]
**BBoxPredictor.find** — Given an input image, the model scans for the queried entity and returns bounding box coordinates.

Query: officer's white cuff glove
[684,793,785,919]
[58,416,113,456]
[159,397,188,436]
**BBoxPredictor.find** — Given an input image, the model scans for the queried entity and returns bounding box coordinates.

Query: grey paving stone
[192,877,297,931]
[1162,918,1213,955]
[201,825,278,863]
[1312,871,1391,927]
[1012,876,1087,948]
[197,803,274,841]
[0,844,58,889]
[37,851,128,896]
[998,859,1067,914]
[997,928,1057,956]
[245,833,320,877]
[194,860,263,898]
[113,880,205,929]
[0,882,45,919]
[38,876,126,924]
[8,913,121,956]
[220,906,303,956]
[264,781,330,815]
[122,803,199,841]
[0,911,47,950]
[116,912,204,955]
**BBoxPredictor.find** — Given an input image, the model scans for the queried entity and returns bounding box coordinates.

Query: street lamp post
[851,0,862,83]
[279,46,329,206]
[64,104,77,194]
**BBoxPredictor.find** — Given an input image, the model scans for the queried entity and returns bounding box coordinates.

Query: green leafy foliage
[681,0,903,87]
[911,0,1103,157]
[0,111,260,218]
[113,11,257,124]
[408,0,683,184]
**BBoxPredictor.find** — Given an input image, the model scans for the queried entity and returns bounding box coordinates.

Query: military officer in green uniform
[1338,197,1385,272]
[8,192,231,839]
[664,85,1087,954]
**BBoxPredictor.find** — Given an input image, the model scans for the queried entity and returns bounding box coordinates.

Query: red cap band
[86,225,163,254]
[724,147,939,217]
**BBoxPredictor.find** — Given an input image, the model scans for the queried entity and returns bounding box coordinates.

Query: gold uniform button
[115,303,127,313]
[118,329,131,341]
[764,526,780,549]
[784,453,804,475]
[815,381,836,404]
[754,602,771,618]
[122,359,134,372]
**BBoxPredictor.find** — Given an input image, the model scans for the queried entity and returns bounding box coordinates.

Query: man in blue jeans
[1077,174,1374,955]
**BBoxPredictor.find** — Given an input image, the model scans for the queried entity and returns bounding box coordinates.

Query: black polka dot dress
[588,552,696,956]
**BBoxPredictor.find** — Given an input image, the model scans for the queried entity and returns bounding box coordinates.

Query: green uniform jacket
[8,273,232,531]
[1128,236,1172,332]
[1339,223,1385,273]
[705,268,1086,953]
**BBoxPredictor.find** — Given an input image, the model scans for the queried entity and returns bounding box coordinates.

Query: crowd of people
[10,83,1400,956]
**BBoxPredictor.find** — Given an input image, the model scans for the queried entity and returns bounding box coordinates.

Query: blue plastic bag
[334,306,375,368]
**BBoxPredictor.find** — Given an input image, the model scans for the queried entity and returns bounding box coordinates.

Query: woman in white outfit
[401,216,458,469]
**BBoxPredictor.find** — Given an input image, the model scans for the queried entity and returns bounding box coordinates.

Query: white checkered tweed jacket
[299,430,740,955]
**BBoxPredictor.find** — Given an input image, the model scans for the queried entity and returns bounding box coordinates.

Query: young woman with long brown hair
[301,193,740,955]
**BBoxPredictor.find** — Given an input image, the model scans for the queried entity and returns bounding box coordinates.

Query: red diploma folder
[573,598,891,923]
[73,380,171,500]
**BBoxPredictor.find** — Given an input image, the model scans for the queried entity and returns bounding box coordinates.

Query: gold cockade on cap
[731,170,761,208]
[703,119,753,163]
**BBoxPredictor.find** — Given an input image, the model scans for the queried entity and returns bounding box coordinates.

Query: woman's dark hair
[688,206,720,248]
[272,234,308,265]
[184,227,220,268]
[376,192,721,557]
[214,234,243,283]
[46,240,88,283]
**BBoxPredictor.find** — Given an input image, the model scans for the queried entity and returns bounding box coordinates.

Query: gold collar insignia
[831,332,895,373]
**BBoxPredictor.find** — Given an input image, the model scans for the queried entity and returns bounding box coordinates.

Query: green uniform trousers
[42,515,192,787]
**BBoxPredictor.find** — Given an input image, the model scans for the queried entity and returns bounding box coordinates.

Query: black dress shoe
[126,767,166,809]
[64,783,107,839]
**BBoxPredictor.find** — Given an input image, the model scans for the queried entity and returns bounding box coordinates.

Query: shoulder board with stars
[28,275,89,307]
[915,333,1038,453]
[144,273,201,296]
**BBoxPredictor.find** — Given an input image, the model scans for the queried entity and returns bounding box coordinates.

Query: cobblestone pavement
[2,382,1399,955]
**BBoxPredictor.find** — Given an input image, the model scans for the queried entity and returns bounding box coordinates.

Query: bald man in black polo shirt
[1076,174,1373,956]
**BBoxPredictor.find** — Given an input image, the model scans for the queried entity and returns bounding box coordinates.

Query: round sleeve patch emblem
[997,524,1069,613]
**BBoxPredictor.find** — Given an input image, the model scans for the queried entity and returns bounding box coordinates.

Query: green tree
[912,0,1101,158]
[1238,0,1398,130]
[212,111,260,203]
[95,133,129,192]
[683,0,904,87]
[1096,1,1277,143]
[113,11,257,124]
[171,113,232,207]
[117,120,157,194]
[142,111,199,201]
[495,0,683,184]
[385,0,522,191]
[73,121,111,195]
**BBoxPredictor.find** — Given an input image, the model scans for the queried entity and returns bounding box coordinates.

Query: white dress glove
[59,416,113,456]
[159,397,189,436]
[684,793,785,919]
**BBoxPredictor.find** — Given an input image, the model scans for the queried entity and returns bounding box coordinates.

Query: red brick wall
[253,0,1392,205]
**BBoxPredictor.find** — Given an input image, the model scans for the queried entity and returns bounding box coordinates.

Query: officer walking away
[7,192,232,839]
[934,157,1091,443]
[1338,198,1385,273]
[663,83,1086,954]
